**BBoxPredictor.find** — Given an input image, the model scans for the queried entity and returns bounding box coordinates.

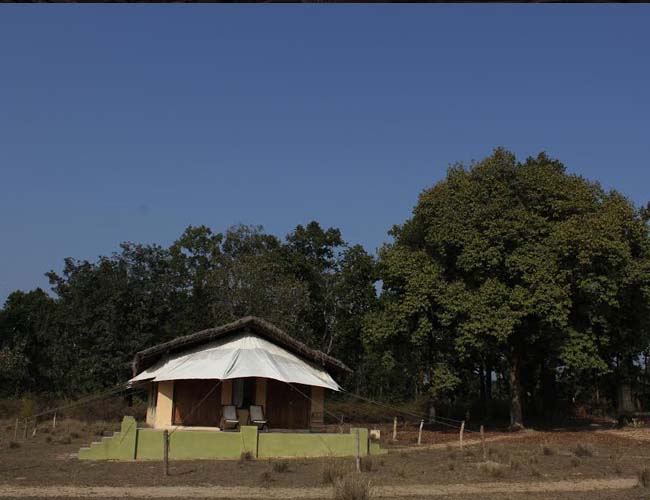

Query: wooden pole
[53,413,57,430]
[417,419,424,445]
[355,429,361,472]
[32,420,37,437]
[392,417,397,441]
[480,424,486,460]
[22,419,28,441]
[163,430,169,476]
[459,420,465,450]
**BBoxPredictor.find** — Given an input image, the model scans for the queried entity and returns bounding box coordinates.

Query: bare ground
[2,419,650,499]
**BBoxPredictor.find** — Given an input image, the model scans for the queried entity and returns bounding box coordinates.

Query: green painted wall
[79,418,384,461]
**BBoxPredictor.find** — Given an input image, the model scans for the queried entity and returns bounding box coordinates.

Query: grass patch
[638,468,650,488]
[572,443,595,458]
[333,473,371,500]
[322,460,347,485]
[478,461,508,478]
[272,461,290,473]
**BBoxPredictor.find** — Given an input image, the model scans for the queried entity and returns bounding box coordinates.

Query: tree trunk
[509,349,524,430]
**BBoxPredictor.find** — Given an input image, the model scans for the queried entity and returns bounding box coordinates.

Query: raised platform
[78,416,385,460]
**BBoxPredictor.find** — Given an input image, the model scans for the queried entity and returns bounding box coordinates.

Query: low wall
[79,417,385,460]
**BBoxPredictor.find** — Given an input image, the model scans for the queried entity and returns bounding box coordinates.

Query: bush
[638,468,650,488]
[573,444,594,458]
[571,457,581,467]
[333,473,371,500]
[542,445,556,456]
[239,451,253,462]
[322,460,346,484]
[478,460,507,478]
[272,461,290,473]
[530,466,542,478]
[259,471,273,484]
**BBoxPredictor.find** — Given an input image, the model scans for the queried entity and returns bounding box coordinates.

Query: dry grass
[272,461,290,473]
[478,460,508,478]
[638,468,650,488]
[573,443,595,458]
[322,460,347,485]
[333,473,371,500]
[541,445,556,456]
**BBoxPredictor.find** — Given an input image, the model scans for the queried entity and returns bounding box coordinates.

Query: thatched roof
[132,316,352,376]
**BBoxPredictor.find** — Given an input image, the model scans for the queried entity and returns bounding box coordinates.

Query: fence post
[355,429,361,472]
[480,424,486,460]
[22,419,27,441]
[417,419,424,446]
[459,420,465,450]
[53,412,57,430]
[392,417,397,441]
[163,430,169,476]
[32,420,37,437]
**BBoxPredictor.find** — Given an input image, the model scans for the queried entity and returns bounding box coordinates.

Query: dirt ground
[2,419,650,499]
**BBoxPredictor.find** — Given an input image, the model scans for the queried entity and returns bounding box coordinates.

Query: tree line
[2,149,650,428]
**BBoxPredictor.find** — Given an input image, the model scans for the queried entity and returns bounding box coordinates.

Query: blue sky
[1,5,649,303]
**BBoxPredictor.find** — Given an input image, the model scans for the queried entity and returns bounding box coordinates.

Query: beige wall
[145,383,157,426]
[310,386,325,430]
[154,380,174,428]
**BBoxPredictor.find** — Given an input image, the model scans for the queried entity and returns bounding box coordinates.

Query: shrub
[8,441,20,449]
[333,473,371,500]
[478,461,507,478]
[361,457,373,472]
[572,444,594,458]
[530,466,542,478]
[542,445,556,456]
[239,451,253,462]
[272,461,290,473]
[638,468,650,488]
[259,471,273,484]
[571,457,581,467]
[322,460,346,484]
[528,455,538,465]
[509,456,521,470]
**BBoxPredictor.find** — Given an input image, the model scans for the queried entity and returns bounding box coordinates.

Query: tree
[366,149,650,427]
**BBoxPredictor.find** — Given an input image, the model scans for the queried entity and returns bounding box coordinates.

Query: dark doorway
[266,380,310,429]
[173,379,222,426]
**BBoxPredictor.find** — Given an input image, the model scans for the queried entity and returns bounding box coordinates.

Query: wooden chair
[221,405,239,430]
[249,405,268,431]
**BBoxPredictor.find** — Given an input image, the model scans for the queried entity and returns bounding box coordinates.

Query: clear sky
[1,5,649,304]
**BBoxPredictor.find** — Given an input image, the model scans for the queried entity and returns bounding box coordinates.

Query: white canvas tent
[130,331,341,391]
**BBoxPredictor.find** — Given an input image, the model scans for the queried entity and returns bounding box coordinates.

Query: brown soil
[2,419,650,499]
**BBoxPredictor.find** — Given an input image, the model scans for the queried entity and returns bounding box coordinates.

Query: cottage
[79,317,385,460]
[130,316,350,431]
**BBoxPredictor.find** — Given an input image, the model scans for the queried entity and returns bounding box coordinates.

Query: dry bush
[8,441,20,449]
[322,460,347,485]
[333,473,371,500]
[570,457,581,467]
[478,461,507,478]
[573,444,594,458]
[542,445,556,456]
[361,457,373,472]
[638,468,650,488]
[259,471,273,484]
[272,461,290,473]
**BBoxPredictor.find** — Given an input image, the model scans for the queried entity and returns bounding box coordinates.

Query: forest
[2,149,650,429]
